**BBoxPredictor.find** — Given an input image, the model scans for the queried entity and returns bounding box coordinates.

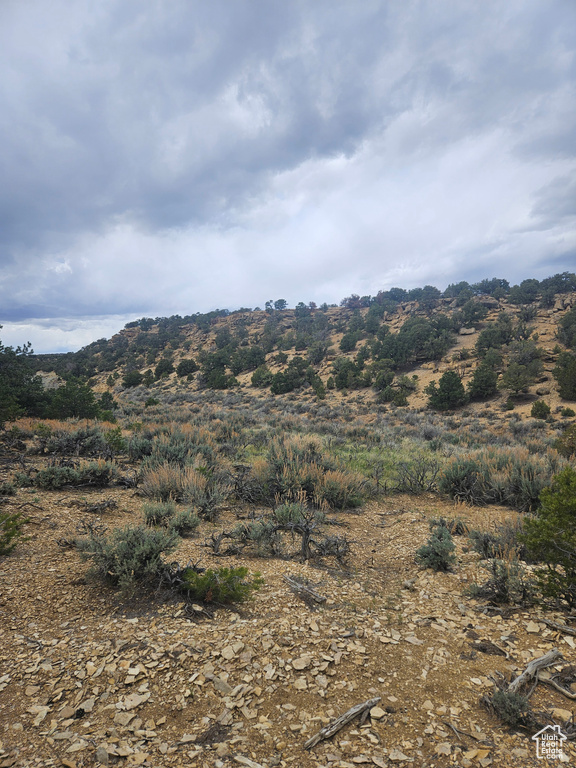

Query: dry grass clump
[438,445,564,512]
[140,462,196,502]
[139,461,230,520]
[242,436,367,509]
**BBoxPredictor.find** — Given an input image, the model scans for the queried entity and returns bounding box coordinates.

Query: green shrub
[123,370,144,388]
[553,352,576,400]
[468,364,498,401]
[425,370,468,411]
[169,509,200,536]
[260,437,365,509]
[184,466,230,521]
[105,426,126,455]
[154,359,174,379]
[35,461,116,489]
[251,365,273,388]
[438,457,490,505]
[429,517,468,535]
[561,407,575,418]
[143,500,177,527]
[415,524,456,571]
[128,435,154,460]
[489,690,530,728]
[468,518,528,560]
[180,566,263,603]
[531,400,551,419]
[77,524,180,593]
[273,501,309,525]
[554,424,576,458]
[0,481,16,496]
[0,511,28,555]
[231,519,282,557]
[176,358,198,377]
[522,466,576,608]
[469,558,535,605]
[44,426,108,457]
[13,472,33,488]
[76,461,117,487]
[34,465,80,489]
[439,448,562,512]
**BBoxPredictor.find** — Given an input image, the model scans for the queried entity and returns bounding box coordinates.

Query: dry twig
[304,697,381,749]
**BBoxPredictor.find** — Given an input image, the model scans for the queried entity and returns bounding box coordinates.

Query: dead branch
[283,574,326,604]
[303,697,381,749]
[441,721,484,742]
[539,618,576,637]
[509,648,563,693]
[537,675,576,700]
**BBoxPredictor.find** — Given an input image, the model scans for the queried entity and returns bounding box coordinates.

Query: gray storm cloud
[0,0,574,351]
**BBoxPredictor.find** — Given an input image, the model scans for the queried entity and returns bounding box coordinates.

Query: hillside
[31,277,576,428]
[2,275,576,767]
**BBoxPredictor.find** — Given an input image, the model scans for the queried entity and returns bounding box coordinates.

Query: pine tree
[425,370,468,410]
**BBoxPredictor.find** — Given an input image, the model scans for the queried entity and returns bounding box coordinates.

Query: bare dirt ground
[2,469,576,768]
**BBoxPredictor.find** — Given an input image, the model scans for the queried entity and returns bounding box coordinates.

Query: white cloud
[0,0,574,351]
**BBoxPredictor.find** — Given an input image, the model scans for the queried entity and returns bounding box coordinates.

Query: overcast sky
[1,0,575,353]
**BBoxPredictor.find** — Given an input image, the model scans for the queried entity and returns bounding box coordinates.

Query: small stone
[95,746,109,765]
[293,677,308,690]
[66,742,87,753]
[369,707,386,720]
[434,743,451,755]
[389,749,410,761]
[129,753,149,765]
[214,677,234,694]
[404,635,423,646]
[221,645,236,660]
[552,707,573,721]
[124,692,148,709]
[526,621,540,633]
[80,698,95,713]
[292,656,311,670]
[114,712,135,726]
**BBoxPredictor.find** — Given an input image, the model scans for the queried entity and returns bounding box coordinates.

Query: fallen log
[304,696,381,749]
[509,648,563,693]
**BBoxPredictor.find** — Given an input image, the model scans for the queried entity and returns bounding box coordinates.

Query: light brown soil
[1,472,575,767]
